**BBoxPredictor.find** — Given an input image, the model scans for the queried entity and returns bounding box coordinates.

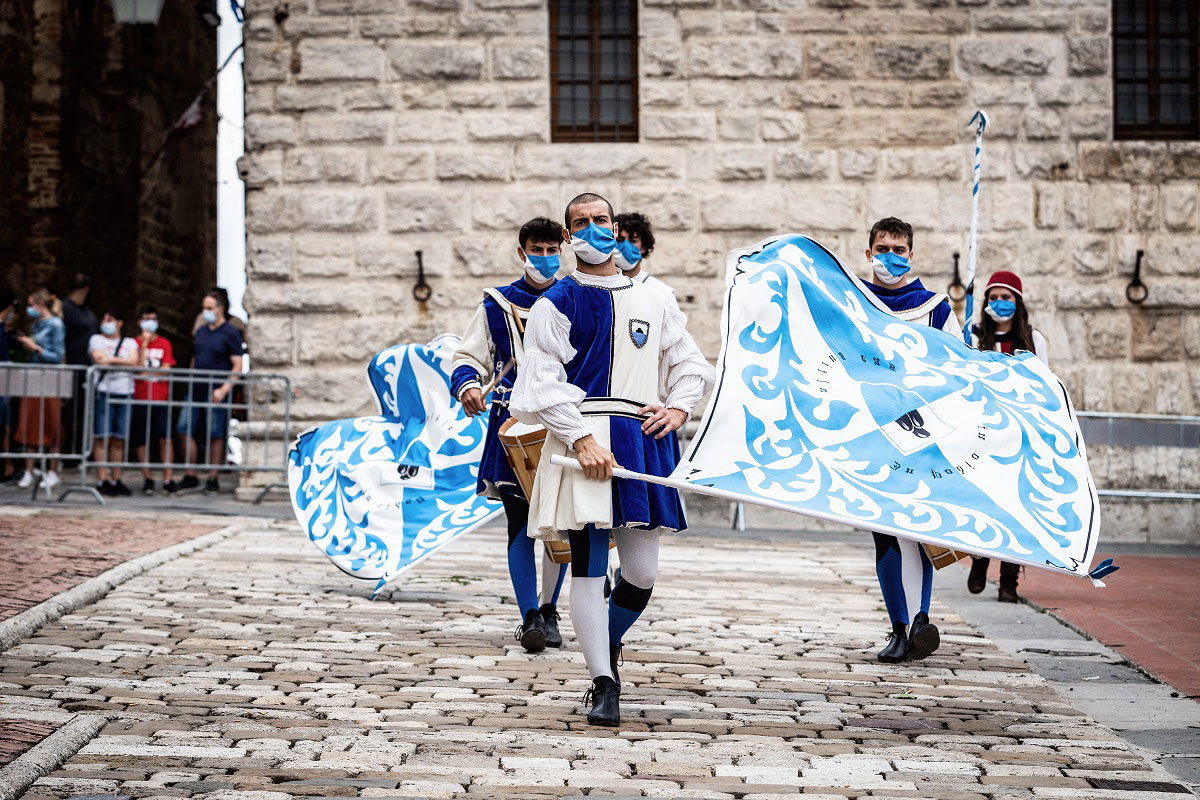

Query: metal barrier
[1077,411,1200,500]
[80,365,292,501]
[0,363,100,501]
[0,361,291,504]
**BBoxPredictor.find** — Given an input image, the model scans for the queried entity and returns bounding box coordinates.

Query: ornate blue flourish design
[682,235,1100,576]
[288,337,502,596]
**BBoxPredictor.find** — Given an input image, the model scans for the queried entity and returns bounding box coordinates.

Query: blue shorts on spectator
[94,393,131,439]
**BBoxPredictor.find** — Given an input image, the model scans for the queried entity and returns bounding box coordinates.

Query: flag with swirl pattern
[676,234,1101,578]
[288,335,502,596]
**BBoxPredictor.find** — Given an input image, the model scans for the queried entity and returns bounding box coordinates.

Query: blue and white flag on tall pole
[676,234,1101,578]
[288,336,501,596]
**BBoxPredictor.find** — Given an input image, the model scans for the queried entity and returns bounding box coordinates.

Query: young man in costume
[966,270,1048,603]
[614,212,680,312]
[510,193,714,726]
[451,217,571,653]
[861,216,960,664]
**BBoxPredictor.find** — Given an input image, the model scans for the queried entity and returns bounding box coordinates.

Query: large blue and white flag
[676,235,1101,578]
[288,336,501,596]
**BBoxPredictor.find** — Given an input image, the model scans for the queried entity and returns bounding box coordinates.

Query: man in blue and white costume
[510,193,714,726]
[451,217,570,654]
[862,216,961,664]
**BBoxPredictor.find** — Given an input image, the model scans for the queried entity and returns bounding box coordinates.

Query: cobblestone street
[0,519,1192,799]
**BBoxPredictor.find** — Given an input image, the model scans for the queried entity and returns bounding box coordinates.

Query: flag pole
[963,109,989,344]
[548,454,1114,584]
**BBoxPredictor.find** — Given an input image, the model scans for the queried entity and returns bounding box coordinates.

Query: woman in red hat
[966,270,1048,602]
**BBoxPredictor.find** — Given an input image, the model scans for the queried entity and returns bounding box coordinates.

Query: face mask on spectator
[26,306,40,319]
[202,309,218,324]
[140,319,159,333]
[101,321,118,336]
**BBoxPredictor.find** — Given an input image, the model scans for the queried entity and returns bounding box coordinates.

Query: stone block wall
[240,0,1200,423]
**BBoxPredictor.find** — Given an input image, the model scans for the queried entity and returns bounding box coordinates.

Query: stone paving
[0,521,1187,799]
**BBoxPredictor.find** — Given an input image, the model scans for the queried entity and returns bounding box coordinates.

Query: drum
[499,418,573,564]
[923,544,971,570]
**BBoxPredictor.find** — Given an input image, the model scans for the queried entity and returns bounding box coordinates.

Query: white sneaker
[16,471,36,488]
[43,471,61,489]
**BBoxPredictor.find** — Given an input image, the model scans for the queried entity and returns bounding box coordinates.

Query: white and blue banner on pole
[288,336,501,596]
[676,234,1101,578]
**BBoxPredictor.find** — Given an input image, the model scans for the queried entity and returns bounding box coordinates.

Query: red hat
[984,270,1023,297]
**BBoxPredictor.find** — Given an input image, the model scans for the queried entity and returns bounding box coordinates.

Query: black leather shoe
[609,642,623,692]
[515,609,546,653]
[967,557,989,594]
[907,612,941,660]
[584,676,620,727]
[998,583,1019,603]
[539,604,562,648]
[877,624,908,663]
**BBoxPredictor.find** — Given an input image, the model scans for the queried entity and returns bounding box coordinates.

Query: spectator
[130,305,178,495]
[179,290,243,494]
[60,273,97,460]
[192,286,248,345]
[89,309,140,496]
[61,274,97,367]
[13,289,65,490]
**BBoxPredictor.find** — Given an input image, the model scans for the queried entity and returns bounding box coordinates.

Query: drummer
[451,217,570,654]
[510,192,715,726]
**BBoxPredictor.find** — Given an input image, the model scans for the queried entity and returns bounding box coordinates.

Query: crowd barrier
[0,362,291,504]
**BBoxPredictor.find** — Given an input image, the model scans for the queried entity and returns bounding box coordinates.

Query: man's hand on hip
[638,405,687,440]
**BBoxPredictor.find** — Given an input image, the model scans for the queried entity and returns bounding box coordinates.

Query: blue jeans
[94,393,131,439]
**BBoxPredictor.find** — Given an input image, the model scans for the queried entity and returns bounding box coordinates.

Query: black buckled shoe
[609,642,623,692]
[583,676,620,727]
[906,612,941,660]
[539,604,562,648]
[515,609,546,653]
[877,623,909,663]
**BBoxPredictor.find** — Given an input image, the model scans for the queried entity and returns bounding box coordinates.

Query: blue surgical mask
[26,306,40,319]
[140,319,159,333]
[101,321,118,336]
[870,252,911,286]
[569,222,617,265]
[202,309,218,324]
[524,253,560,282]
[615,239,642,271]
[985,299,1016,322]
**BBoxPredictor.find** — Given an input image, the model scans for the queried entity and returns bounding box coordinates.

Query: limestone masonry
[239,1,1200,423]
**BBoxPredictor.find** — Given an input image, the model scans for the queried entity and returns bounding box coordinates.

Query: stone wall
[240,0,1200,423]
[0,1,216,356]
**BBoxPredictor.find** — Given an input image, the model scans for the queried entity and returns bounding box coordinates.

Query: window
[1113,0,1199,140]
[549,1,638,143]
